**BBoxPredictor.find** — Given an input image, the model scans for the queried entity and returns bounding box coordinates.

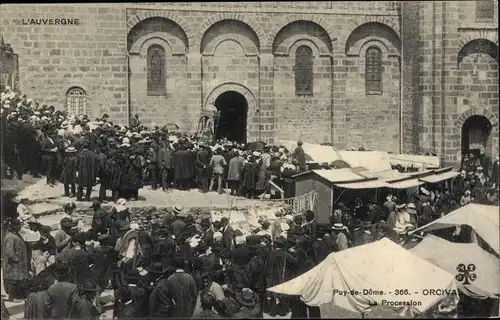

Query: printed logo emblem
[455,263,477,285]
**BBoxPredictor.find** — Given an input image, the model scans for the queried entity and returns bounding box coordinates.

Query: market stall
[268,238,459,318]
[410,204,500,256]
[411,235,500,299]
[293,169,372,223]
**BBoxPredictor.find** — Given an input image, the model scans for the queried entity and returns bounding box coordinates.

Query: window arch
[147,44,166,96]
[365,46,382,95]
[66,87,87,115]
[295,45,314,95]
[475,0,494,22]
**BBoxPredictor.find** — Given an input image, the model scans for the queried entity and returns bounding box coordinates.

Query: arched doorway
[214,91,248,143]
[461,115,492,157]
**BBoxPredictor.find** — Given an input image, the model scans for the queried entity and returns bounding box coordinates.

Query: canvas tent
[267,238,459,318]
[279,140,392,172]
[410,204,500,256]
[411,235,500,299]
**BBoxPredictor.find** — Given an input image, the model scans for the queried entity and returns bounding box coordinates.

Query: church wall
[273,55,333,144]
[0,3,129,121]
[416,0,499,166]
[344,56,401,152]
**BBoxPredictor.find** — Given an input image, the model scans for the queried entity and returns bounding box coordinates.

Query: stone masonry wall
[2,2,403,149]
[416,0,499,166]
[0,4,129,121]
[344,56,400,152]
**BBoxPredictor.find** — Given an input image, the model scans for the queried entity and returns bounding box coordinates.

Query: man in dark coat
[158,141,174,191]
[173,145,193,190]
[196,144,211,193]
[292,141,307,173]
[191,293,223,319]
[241,157,258,198]
[61,147,78,197]
[90,201,110,237]
[3,219,30,301]
[227,151,245,196]
[46,264,78,319]
[149,256,198,318]
[146,146,158,190]
[68,278,100,319]
[220,217,235,251]
[102,149,122,202]
[76,140,97,201]
[41,129,59,186]
[94,148,107,202]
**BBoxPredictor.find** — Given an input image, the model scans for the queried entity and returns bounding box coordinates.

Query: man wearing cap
[76,139,97,201]
[3,219,30,301]
[54,217,76,255]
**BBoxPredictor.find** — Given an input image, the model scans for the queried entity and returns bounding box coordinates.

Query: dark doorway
[461,115,492,156]
[214,91,248,143]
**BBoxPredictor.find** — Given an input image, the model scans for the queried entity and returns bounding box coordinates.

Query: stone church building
[0,1,498,166]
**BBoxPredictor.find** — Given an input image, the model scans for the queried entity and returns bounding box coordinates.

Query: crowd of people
[1,86,311,201]
[1,86,499,319]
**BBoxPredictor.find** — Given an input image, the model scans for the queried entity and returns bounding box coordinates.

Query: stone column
[331,45,347,150]
[186,53,203,132]
[258,50,275,143]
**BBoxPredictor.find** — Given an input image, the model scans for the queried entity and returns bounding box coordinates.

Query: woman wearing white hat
[331,223,349,251]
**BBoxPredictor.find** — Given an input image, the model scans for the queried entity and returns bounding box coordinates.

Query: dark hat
[9,219,22,228]
[63,202,76,210]
[78,278,100,292]
[60,217,76,228]
[148,262,169,274]
[97,234,112,243]
[91,201,101,209]
[184,215,195,225]
[246,234,261,246]
[233,229,244,237]
[274,236,287,248]
[115,220,130,231]
[72,232,87,245]
[40,225,52,234]
[81,139,90,147]
[201,217,211,226]
[54,262,71,278]
[235,288,257,308]
[260,221,270,229]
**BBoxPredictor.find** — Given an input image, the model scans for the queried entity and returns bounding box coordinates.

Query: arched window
[365,47,382,95]
[475,0,494,22]
[295,45,314,96]
[147,45,166,96]
[66,87,87,115]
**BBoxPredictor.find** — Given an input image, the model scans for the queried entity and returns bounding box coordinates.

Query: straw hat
[332,223,346,231]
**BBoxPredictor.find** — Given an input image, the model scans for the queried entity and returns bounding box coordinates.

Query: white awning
[419,171,460,184]
[386,178,424,189]
[335,180,389,189]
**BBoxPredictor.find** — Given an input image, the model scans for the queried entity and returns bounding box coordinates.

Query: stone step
[3,289,114,319]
